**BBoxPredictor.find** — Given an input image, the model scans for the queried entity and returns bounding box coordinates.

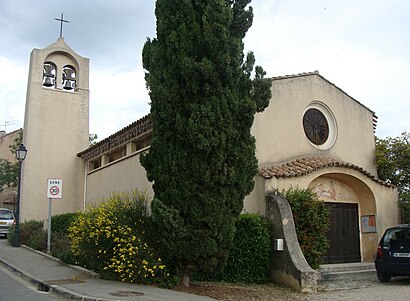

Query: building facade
[0,129,22,209]
[248,72,398,263]
[20,39,399,264]
[77,72,399,263]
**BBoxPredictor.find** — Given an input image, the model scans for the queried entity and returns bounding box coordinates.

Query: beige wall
[21,38,89,222]
[252,75,377,175]
[85,149,153,206]
[249,166,399,261]
[243,175,266,214]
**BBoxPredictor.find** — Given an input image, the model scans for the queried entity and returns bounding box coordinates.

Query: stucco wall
[20,38,89,222]
[243,175,266,214]
[85,150,153,206]
[260,167,399,261]
[252,74,377,175]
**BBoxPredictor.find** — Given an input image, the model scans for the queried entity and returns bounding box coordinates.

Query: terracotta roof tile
[258,156,394,188]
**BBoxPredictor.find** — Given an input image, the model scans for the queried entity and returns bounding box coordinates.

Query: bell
[43,76,54,87]
[63,80,73,90]
[43,64,55,87]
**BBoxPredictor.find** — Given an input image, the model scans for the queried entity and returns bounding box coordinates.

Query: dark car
[375,224,410,282]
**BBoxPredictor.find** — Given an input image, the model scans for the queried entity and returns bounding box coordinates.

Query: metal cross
[54,13,69,38]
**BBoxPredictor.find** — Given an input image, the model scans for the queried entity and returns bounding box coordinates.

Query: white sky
[0,0,409,140]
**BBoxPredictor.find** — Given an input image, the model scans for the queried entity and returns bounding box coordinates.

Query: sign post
[46,179,62,254]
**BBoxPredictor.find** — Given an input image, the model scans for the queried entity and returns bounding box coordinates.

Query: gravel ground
[174,276,410,301]
[302,276,410,301]
[174,282,303,301]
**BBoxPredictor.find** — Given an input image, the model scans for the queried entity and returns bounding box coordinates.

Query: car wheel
[377,271,392,282]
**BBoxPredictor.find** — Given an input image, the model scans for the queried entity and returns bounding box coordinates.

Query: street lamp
[12,144,27,247]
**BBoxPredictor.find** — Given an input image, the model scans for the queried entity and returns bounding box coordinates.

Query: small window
[43,62,56,88]
[89,157,102,171]
[62,65,76,91]
[108,147,126,163]
[133,136,152,152]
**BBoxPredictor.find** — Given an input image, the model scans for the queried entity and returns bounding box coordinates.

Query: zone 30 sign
[47,179,63,199]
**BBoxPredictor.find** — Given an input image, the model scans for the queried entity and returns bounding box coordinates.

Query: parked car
[0,208,16,238]
[375,224,410,282]
[0,208,16,237]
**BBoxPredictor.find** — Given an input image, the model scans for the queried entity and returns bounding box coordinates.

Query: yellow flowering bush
[68,190,167,283]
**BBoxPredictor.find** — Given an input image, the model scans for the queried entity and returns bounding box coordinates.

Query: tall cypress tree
[141,0,271,286]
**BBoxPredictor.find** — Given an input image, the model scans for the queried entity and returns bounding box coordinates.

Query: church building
[19,38,399,264]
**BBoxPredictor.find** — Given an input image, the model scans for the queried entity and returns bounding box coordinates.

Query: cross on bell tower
[54,13,69,38]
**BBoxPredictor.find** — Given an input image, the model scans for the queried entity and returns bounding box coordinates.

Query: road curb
[0,247,115,301]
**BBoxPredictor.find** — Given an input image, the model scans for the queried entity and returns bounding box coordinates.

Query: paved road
[299,277,410,301]
[0,265,65,301]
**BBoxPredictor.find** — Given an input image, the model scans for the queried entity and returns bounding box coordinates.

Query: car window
[0,210,13,219]
[383,228,410,247]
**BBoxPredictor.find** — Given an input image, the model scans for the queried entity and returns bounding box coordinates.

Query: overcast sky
[0,0,409,141]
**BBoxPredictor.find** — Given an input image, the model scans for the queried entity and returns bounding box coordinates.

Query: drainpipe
[83,159,87,212]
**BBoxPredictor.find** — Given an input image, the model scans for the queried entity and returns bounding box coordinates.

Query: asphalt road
[300,277,410,301]
[0,265,65,301]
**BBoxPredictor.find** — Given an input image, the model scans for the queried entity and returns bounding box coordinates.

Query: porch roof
[258,156,394,188]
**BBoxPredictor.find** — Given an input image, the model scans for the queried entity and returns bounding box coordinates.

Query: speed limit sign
[47,179,63,199]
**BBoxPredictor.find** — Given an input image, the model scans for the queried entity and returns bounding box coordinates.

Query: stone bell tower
[20,37,89,222]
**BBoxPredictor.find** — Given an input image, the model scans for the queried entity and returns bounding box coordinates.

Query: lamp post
[12,144,27,247]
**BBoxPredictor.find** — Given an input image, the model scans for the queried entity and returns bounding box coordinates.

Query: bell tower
[20,38,89,222]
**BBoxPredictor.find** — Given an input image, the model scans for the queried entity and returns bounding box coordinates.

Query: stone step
[319,262,375,273]
[317,262,378,291]
[318,269,378,291]
[318,262,377,290]
[319,268,376,282]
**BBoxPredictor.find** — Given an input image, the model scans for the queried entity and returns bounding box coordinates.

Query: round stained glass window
[303,108,329,145]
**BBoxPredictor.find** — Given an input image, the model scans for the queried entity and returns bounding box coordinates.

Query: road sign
[47,178,63,199]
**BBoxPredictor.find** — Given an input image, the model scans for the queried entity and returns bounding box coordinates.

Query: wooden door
[324,203,361,264]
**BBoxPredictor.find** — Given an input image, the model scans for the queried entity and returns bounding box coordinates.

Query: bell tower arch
[21,38,89,222]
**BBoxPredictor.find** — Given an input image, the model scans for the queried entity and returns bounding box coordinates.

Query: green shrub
[7,218,74,264]
[20,220,44,244]
[6,226,15,244]
[401,203,410,224]
[222,213,272,283]
[51,212,80,235]
[194,213,272,284]
[27,228,47,251]
[51,232,76,264]
[283,188,330,269]
[68,190,169,284]
[7,220,44,245]
[399,192,410,223]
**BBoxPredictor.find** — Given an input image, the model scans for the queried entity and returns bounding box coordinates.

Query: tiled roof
[258,156,394,188]
[0,128,22,139]
[77,114,152,160]
[271,70,322,80]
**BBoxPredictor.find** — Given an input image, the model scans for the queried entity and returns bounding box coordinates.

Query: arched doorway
[309,173,377,263]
